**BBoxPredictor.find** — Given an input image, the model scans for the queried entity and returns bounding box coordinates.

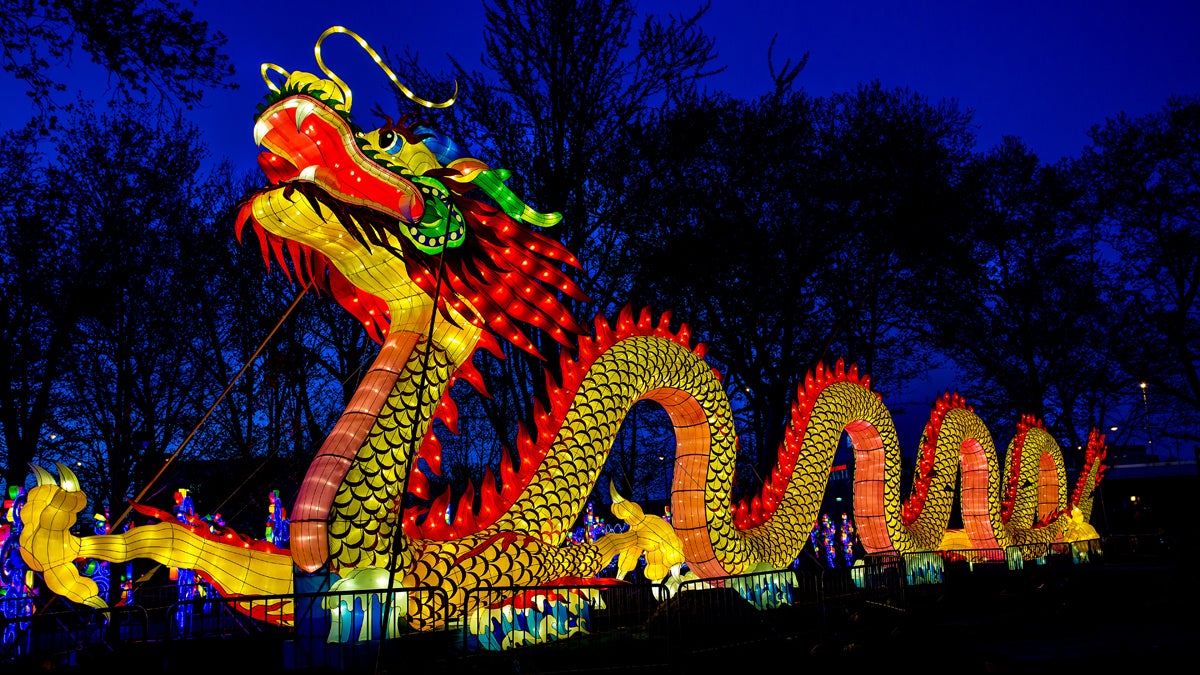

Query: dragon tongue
[257,151,297,183]
[398,190,424,223]
[398,198,415,224]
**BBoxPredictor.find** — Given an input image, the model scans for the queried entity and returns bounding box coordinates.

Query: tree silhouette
[1,0,235,127]
[1078,95,1200,450]
[384,0,722,502]
[620,82,974,483]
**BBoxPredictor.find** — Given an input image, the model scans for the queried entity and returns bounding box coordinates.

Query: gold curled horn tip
[53,462,81,492]
[406,80,458,110]
[82,596,108,610]
[608,480,626,504]
[29,463,56,487]
[314,25,456,112]
[261,63,291,94]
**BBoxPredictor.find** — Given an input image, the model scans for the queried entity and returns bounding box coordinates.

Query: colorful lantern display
[1,486,34,651]
[18,26,1108,641]
[169,489,218,628]
[840,513,857,566]
[80,511,113,604]
[266,489,290,549]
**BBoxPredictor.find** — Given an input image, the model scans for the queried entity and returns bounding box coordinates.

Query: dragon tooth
[253,118,271,146]
[299,165,319,182]
[293,99,316,132]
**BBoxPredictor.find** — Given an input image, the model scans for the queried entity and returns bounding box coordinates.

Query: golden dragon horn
[313,26,457,112]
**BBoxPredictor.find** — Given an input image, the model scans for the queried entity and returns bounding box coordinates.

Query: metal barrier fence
[1099,532,1176,561]
[456,582,671,670]
[277,585,454,672]
[668,567,821,658]
[1,602,155,669]
[0,536,1131,671]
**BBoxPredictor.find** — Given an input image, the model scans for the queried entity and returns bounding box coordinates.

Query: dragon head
[236,27,587,361]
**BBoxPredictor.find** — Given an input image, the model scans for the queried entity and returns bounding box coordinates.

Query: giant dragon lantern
[19,27,1107,637]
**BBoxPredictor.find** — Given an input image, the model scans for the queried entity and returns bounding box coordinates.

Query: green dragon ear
[468,168,562,228]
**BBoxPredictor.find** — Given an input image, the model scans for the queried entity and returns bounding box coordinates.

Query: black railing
[0,536,1149,671]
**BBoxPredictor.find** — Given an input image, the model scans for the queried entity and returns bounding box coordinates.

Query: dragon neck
[291,311,479,574]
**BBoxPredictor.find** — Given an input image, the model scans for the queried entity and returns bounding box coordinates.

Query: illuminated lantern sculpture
[19,25,1108,638]
[266,489,290,548]
[169,489,218,628]
[839,513,856,567]
[2,486,35,652]
[815,514,837,567]
[80,511,112,602]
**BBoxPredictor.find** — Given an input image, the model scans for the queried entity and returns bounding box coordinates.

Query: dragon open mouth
[253,95,425,227]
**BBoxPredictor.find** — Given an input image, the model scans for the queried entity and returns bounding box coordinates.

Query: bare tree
[383,0,722,502]
[1077,95,1200,452]
[1,0,235,126]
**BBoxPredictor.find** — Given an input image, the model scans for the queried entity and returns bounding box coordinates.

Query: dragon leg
[19,464,293,609]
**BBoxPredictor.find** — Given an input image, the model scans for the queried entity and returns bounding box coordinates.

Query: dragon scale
[17,28,1108,634]
[323,336,455,574]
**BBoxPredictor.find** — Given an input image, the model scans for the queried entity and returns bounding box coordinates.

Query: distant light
[1140,382,1147,390]
[1109,426,1118,431]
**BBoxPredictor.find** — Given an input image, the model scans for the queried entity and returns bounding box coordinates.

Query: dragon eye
[378,129,401,154]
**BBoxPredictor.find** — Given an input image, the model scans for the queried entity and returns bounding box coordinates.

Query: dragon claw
[19,464,106,609]
[602,482,686,585]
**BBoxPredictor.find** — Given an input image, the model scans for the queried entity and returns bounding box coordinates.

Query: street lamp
[658,454,667,502]
[1140,381,1152,456]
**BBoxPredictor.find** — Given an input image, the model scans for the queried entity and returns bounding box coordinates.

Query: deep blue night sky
[4,2,1198,172]
[185,0,1200,172]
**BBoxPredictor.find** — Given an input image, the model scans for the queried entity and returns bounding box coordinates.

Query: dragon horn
[609,481,626,504]
[29,463,57,487]
[54,462,81,492]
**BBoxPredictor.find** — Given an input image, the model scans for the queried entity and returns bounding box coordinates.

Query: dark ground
[436,549,1198,675]
[8,544,1196,674]
[811,562,1198,673]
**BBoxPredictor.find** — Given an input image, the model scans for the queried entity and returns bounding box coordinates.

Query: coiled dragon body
[19,27,1107,632]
